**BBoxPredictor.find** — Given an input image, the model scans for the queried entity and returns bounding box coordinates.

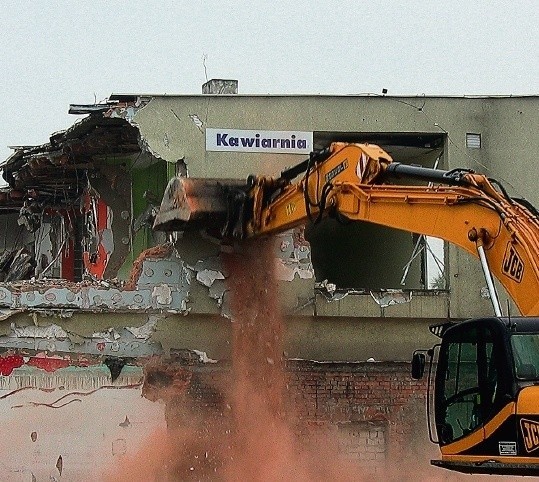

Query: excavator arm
[153,142,539,316]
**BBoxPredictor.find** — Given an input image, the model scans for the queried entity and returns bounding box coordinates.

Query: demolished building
[0,80,538,477]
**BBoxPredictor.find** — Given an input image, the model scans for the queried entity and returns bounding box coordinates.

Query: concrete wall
[132,95,539,183]
[2,94,535,364]
[132,94,539,319]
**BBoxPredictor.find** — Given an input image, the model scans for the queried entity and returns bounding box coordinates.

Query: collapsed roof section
[0,98,169,283]
[2,108,141,208]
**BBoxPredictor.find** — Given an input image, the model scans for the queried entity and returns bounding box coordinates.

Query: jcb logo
[502,243,524,283]
[520,419,539,453]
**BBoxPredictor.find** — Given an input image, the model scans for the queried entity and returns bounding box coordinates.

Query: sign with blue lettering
[206,128,313,154]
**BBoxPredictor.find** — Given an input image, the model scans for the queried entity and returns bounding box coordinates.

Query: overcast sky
[1,0,537,161]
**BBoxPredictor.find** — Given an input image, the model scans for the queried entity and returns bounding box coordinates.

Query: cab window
[511,334,539,380]
[436,324,500,445]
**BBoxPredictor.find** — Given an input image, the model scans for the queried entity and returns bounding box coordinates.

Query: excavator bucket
[153,176,250,237]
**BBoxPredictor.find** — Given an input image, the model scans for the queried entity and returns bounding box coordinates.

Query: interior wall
[306,220,420,290]
[304,138,445,290]
[0,213,33,251]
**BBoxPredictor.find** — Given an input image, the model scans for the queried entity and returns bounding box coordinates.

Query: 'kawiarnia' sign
[206,128,313,154]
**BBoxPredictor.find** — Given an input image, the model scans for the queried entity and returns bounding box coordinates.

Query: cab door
[435,320,505,452]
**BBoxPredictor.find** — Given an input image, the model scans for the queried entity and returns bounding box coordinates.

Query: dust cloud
[104,238,481,481]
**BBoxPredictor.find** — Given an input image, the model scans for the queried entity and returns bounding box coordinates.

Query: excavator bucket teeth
[153,177,250,238]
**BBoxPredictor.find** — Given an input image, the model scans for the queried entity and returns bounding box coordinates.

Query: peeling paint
[0,284,189,312]
[92,328,121,341]
[152,284,173,305]
[316,285,356,302]
[208,280,227,306]
[192,349,218,364]
[274,229,314,281]
[196,269,225,287]
[10,323,68,339]
[370,290,412,308]
[0,309,19,321]
[0,244,192,314]
[3,312,165,357]
[0,331,162,357]
[192,256,228,307]
[191,232,313,315]
[126,315,159,339]
[188,114,204,131]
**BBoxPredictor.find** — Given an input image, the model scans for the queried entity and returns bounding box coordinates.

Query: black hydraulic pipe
[385,162,473,186]
[281,158,310,181]
[280,148,332,181]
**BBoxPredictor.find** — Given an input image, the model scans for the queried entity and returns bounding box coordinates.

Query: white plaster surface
[0,386,165,481]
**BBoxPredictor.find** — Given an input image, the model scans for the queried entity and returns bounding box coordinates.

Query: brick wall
[285,360,429,471]
[161,358,430,473]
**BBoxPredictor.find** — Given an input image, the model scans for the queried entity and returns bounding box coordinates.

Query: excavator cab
[414,317,539,476]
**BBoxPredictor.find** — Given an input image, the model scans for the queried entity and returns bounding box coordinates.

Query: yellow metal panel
[441,402,515,455]
[517,386,539,414]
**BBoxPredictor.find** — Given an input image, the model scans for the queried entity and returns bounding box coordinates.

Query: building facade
[0,81,537,476]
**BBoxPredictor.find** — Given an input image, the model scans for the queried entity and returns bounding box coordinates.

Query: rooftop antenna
[202,54,209,82]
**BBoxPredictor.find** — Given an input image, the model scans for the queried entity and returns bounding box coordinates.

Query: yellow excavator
[153,142,539,476]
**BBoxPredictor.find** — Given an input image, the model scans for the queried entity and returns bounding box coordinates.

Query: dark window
[437,324,501,445]
[511,334,539,379]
